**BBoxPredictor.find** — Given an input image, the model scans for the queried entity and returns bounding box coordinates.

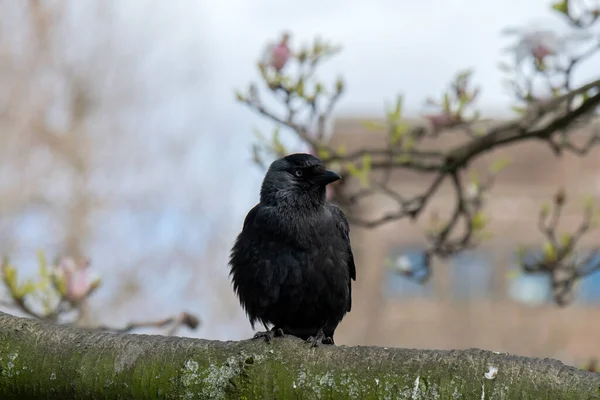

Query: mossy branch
[0,312,599,399]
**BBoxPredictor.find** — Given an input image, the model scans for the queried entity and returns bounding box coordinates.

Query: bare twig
[520,191,600,305]
[83,312,200,335]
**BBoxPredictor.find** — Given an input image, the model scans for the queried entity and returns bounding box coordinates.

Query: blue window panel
[509,249,600,305]
[575,251,600,304]
[449,251,493,300]
[383,248,433,299]
[507,272,552,305]
[508,249,554,305]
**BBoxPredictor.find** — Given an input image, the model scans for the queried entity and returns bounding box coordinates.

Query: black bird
[229,153,356,346]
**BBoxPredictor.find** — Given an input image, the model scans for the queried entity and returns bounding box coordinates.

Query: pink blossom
[502,25,592,65]
[424,113,459,131]
[263,33,290,72]
[512,29,560,64]
[532,44,552,62]
[52,257,99,303]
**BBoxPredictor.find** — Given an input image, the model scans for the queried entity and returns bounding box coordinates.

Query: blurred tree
[0,0,214,335]
[237,0,600,307]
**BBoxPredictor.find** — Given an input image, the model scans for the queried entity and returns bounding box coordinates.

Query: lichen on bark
[0,311,599,399]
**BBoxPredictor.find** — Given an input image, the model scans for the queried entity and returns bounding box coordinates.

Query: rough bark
[0,311,598,399]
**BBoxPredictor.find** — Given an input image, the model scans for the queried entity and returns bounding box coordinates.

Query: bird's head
[260,153,341,206]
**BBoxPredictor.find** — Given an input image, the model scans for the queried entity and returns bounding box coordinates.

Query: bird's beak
[313,170,341,186]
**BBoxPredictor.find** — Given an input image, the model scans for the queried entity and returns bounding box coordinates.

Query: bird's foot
[306,329,334,348]
[253,328,285,343]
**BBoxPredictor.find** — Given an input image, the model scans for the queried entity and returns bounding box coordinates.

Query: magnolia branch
[82,311,200,335]
[519,189,600,306]
[0,255,201,335]
[238,30,600,302]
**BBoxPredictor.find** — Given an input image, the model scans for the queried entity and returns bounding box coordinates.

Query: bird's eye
[294,169,304,177]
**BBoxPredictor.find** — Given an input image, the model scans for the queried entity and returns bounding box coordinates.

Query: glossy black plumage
[228,153,356,344]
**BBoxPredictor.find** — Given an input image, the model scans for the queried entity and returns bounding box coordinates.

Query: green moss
[0,352,19,378]
[1,312,600,399]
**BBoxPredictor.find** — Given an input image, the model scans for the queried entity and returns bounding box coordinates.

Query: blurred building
[330,116,600,366]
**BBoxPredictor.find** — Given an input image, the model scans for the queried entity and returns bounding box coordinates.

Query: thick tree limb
[0,312,599,399]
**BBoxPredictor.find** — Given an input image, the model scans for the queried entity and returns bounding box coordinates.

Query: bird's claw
[253,328,284,343]
[306,329,334,347]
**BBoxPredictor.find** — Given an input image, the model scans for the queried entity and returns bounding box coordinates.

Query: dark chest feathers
[229,205,353,326]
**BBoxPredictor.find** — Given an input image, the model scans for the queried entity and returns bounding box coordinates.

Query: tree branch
[242,32,600,303]
[82,311,200,335]
[0,311,598,399]
[445,79,600,169]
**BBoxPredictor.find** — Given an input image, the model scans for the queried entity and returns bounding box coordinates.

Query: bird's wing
[232,203,290,329]
[229,203,266,329]
[329,204,356,312]
[330,205,356,280]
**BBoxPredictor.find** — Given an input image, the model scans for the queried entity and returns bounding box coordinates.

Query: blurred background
[1,0,599,368]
